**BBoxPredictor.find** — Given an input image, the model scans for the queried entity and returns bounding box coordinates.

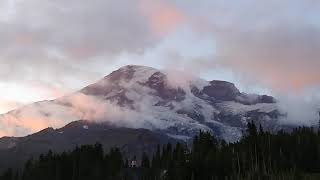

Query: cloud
[10,0,153,55]
[1,0,319,92]
[0,0,159,99]
[0,92,173,137]
[0,0,320,127]
[277,92,320,126]
[173,0,320,124]
[0,100,22,114]
[131,0,320,94]
[138,0,186,37]
[216,23,320,92]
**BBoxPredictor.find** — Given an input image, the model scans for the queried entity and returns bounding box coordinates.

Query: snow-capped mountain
[0,65,281,141]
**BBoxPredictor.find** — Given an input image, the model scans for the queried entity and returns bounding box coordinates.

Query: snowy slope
[0,65,281,141]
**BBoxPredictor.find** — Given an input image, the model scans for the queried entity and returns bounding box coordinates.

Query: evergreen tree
[141,152,150,168]
[7,122,320,180]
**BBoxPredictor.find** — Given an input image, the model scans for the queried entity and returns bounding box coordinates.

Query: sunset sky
[0,0,320,114]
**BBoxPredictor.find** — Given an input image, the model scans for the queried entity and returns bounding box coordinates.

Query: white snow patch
[218,101,277,115]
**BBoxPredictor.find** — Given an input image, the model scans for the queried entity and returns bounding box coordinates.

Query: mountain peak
[105,65,160,83]
[81,65,161,96]
[118,65,159,72]
[0,65,280,141]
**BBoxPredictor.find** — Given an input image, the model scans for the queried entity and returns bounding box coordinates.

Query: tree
[141,152,150,168]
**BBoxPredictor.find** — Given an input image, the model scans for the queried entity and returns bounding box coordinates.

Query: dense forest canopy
[2,122,320,180]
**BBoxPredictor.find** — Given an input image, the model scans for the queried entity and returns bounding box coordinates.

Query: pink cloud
[221,59,320,93]
[211,23,320,93]
[29,81,68,98]
[0,100,22,114]
[139,0,186,37]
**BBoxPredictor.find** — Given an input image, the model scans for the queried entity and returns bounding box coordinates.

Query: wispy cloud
[0,0,319,126]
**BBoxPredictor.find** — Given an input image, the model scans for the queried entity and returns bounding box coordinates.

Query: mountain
[0,120,177,171]
[0,65,281,142]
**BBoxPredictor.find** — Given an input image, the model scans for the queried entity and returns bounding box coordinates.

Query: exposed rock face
[236,94,276,105]
[259,95,276,104]
[0,65,283,142]
[145,72,186,102]
[202,80,241,101]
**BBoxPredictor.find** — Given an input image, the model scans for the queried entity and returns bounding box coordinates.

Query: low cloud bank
[277,94,320,126]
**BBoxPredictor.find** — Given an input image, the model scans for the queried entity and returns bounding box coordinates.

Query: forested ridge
[2,122,320,180]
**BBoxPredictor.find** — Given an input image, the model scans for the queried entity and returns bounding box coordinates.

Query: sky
[0,0,320,122]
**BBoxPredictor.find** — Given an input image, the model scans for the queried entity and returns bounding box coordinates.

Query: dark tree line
[2,122,320,180]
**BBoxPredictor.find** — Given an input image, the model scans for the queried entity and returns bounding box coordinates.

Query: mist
[276,94,320,126]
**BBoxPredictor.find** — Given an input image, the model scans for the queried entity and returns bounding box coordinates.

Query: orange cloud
[221,56,320,93]
[0,109,68,137]
[139,0,186,37]
[214,25,320,94]
[0,101,22,114]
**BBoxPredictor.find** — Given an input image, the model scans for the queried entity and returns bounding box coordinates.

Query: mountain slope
[0,120,177,171]
[0,65,281,141]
